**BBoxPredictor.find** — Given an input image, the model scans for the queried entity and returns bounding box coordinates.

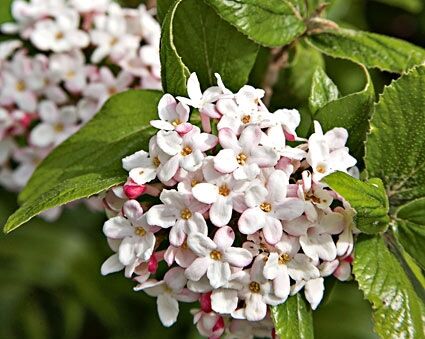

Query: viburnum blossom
[0,0,161,219]
[100,73,360,338]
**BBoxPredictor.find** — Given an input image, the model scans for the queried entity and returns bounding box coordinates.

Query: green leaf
[205,0,307,47]
[373,0,423,13]
[353,235,425,339]
[4,90,162,233]
[309,67,339,114]
[160,0,190,96]
[365,66,425,207]
[157,0,175,24]
[314,66,374,162]
[323,172,389,234]
[395,198,425,270]
[270,42,324,137]
[160,0,259,95]
[307,28,425,73]
[271,294,313,339]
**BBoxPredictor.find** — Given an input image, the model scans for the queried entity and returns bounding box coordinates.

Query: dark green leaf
[353,235,425,339]
[157,0,175,24]
[373,0,423,13]
[323,172,389,234]
[395,198,425,270]
[160,0,259,94]
[4,90,162,233]
[365,66,425,207]
[314,66,374,162]
[271,294,314,339]
[205,0,306,47]
[270,42,324,137]
[309,67,339,114]
[307,28,425,73]
[160,0,190,96]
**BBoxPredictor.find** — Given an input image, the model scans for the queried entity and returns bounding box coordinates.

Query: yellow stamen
[181,146,193,156]
[210,250,222,261]
[241,115,251,124]
[15,80,26,92]
[236,153,247,165]
[180,208,192,220]
[172,118,181,127]
[152,156,161,167]
[218,184,230,196]
[260,202,272,213]
[135,227,146,236]
[249,281,261,293]
[278,253,291,265]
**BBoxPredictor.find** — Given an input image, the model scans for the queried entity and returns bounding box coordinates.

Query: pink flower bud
[147,254,158,273]
[123,179,146,199]
[199,292,212,313]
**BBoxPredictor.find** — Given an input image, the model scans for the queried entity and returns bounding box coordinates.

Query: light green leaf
[271,294,313,339]
[323,172,390,234]
[205,0,306,47]
[373,0,423,13]
[309,67,339,114]
[307,28,425,73]
[353,235,425,339]
[365,66,425,207]
[160,0,259,95]
[395,198,425,270]
[314,66,374,162]
[4,90,162,233]
[160,0,190,96]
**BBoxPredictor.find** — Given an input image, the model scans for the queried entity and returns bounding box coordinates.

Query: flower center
[55,31,64,40]
[278,253,291,265]
[236,153,247,165]
[316,164,326,174]
[218,184,230,196]
[180,208,192,220]
[241,115,251,124]
[54,123,64,133]
[66,70,76,79]
[108,87,118,95]
[172,118,181,127]
[191,179,198,187]
[181,146,193,156]
[210,250,222,261]
[181,240,188,249]
[260,202,272,213]
[15,80,26,92]
[134,227,146,237]
[111,37,118,46]
[249,281,261,293]
[152,156,161,167]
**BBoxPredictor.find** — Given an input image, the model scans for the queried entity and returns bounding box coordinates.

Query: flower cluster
[0,0,161,218]
[101,73,359,338]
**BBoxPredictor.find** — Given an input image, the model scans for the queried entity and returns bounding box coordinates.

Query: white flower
[214,125,279,180]
[70,0,111,13]
[304,277,325,310]
[90,3,140,63]
[84,68,133,107]
[306,121,357,181]
[156,126,218,182]
[263,234,320,300]
[192,157,248,226]
[238,170,305,244]
[103,200,157,266]
[135,267,199,327]
[177,73,223,132]
[0,52,37,112]
[230,256,284,321]
[29,100,79,147]
[150,94,191,133]
[185,227,253,288]
[146,189,209,246]
[49,50,88,93]
[30,10,89,52]
[122,135,170,185]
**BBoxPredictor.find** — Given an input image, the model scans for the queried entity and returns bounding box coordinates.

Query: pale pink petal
[238,208,265,235]
[305,278,324,310]
[185,257,209,281]
[211,289,238,314]
[214,149,238,173]
[223,247,252,267]
[213,226,235,249]
[157,294,179,327]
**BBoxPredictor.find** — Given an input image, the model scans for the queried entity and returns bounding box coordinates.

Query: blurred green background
[1,0,425,338]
